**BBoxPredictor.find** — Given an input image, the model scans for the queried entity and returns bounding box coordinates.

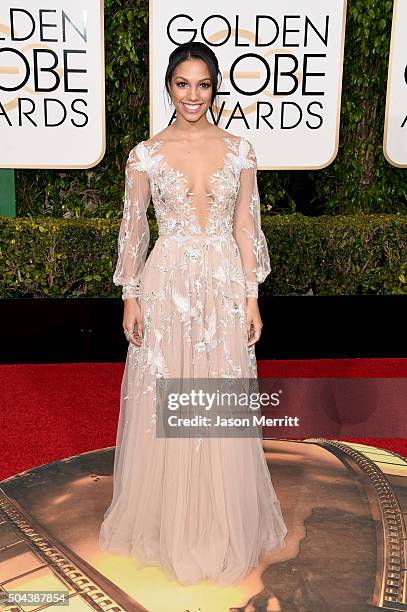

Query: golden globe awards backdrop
[150,0,347,169]
[384,0,406,168]
[0,1,105,168]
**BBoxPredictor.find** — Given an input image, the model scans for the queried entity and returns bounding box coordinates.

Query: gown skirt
[99,231,288,586]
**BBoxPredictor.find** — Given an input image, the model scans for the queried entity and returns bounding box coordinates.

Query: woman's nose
[188,87,199,100]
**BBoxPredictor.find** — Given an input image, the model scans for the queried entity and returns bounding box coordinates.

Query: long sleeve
[113,146,151,300]
[233,140,271,298]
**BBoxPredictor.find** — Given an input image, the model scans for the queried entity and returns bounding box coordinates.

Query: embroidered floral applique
[112,135,271,449]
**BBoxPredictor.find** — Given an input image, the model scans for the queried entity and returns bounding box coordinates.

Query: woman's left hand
[246,297,263,347]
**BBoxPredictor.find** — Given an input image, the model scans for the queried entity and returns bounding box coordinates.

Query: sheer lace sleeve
[113,145,151,300]
[233,139,271,298]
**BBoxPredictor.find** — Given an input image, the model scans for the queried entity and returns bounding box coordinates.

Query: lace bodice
[113,135,271,299]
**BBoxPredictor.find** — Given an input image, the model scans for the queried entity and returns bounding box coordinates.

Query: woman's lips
[182,103,202,113]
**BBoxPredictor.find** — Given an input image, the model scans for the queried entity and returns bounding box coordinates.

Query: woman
[99,41,287,586]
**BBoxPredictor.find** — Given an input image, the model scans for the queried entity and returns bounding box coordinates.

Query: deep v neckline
[143,136,241,234]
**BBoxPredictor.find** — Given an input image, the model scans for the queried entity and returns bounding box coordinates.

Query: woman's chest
[151,157,241,205]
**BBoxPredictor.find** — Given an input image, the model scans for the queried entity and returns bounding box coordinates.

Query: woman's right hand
[123,298,144,346]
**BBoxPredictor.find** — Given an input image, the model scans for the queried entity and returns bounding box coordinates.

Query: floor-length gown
[99,134,288,586]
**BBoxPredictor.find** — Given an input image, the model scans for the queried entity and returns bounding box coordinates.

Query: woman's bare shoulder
[144,127,173,146]
[144,126,242,146]
[201,126,242,145]
[213,127,241,143]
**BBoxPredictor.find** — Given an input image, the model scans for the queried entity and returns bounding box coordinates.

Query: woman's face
[169,58,213,123]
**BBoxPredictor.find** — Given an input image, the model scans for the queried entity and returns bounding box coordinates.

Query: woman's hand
[123,298,144,347]
[246,297,263,347]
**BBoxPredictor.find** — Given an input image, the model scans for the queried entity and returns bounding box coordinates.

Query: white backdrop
[0,1,105,168]
[384,0,407,168]
[150,1,347,169]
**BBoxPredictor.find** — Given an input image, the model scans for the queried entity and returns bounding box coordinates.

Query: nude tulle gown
[99,134,288,585]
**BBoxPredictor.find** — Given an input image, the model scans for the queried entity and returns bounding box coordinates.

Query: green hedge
[1,214,406,297]
[12,0,407,218]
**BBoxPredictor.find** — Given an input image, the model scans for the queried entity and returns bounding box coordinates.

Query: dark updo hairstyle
[164,42,222,108]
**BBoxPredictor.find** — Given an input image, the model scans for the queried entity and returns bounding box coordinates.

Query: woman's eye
[176,82,210,88]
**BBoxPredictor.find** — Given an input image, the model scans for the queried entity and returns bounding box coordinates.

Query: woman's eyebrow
[175,76,211,82]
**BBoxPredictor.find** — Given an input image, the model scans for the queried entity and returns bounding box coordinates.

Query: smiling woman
[174,76,211,114]
[99,40,287,587]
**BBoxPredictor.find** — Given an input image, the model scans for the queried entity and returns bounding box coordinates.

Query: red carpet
[0,359,406,481]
